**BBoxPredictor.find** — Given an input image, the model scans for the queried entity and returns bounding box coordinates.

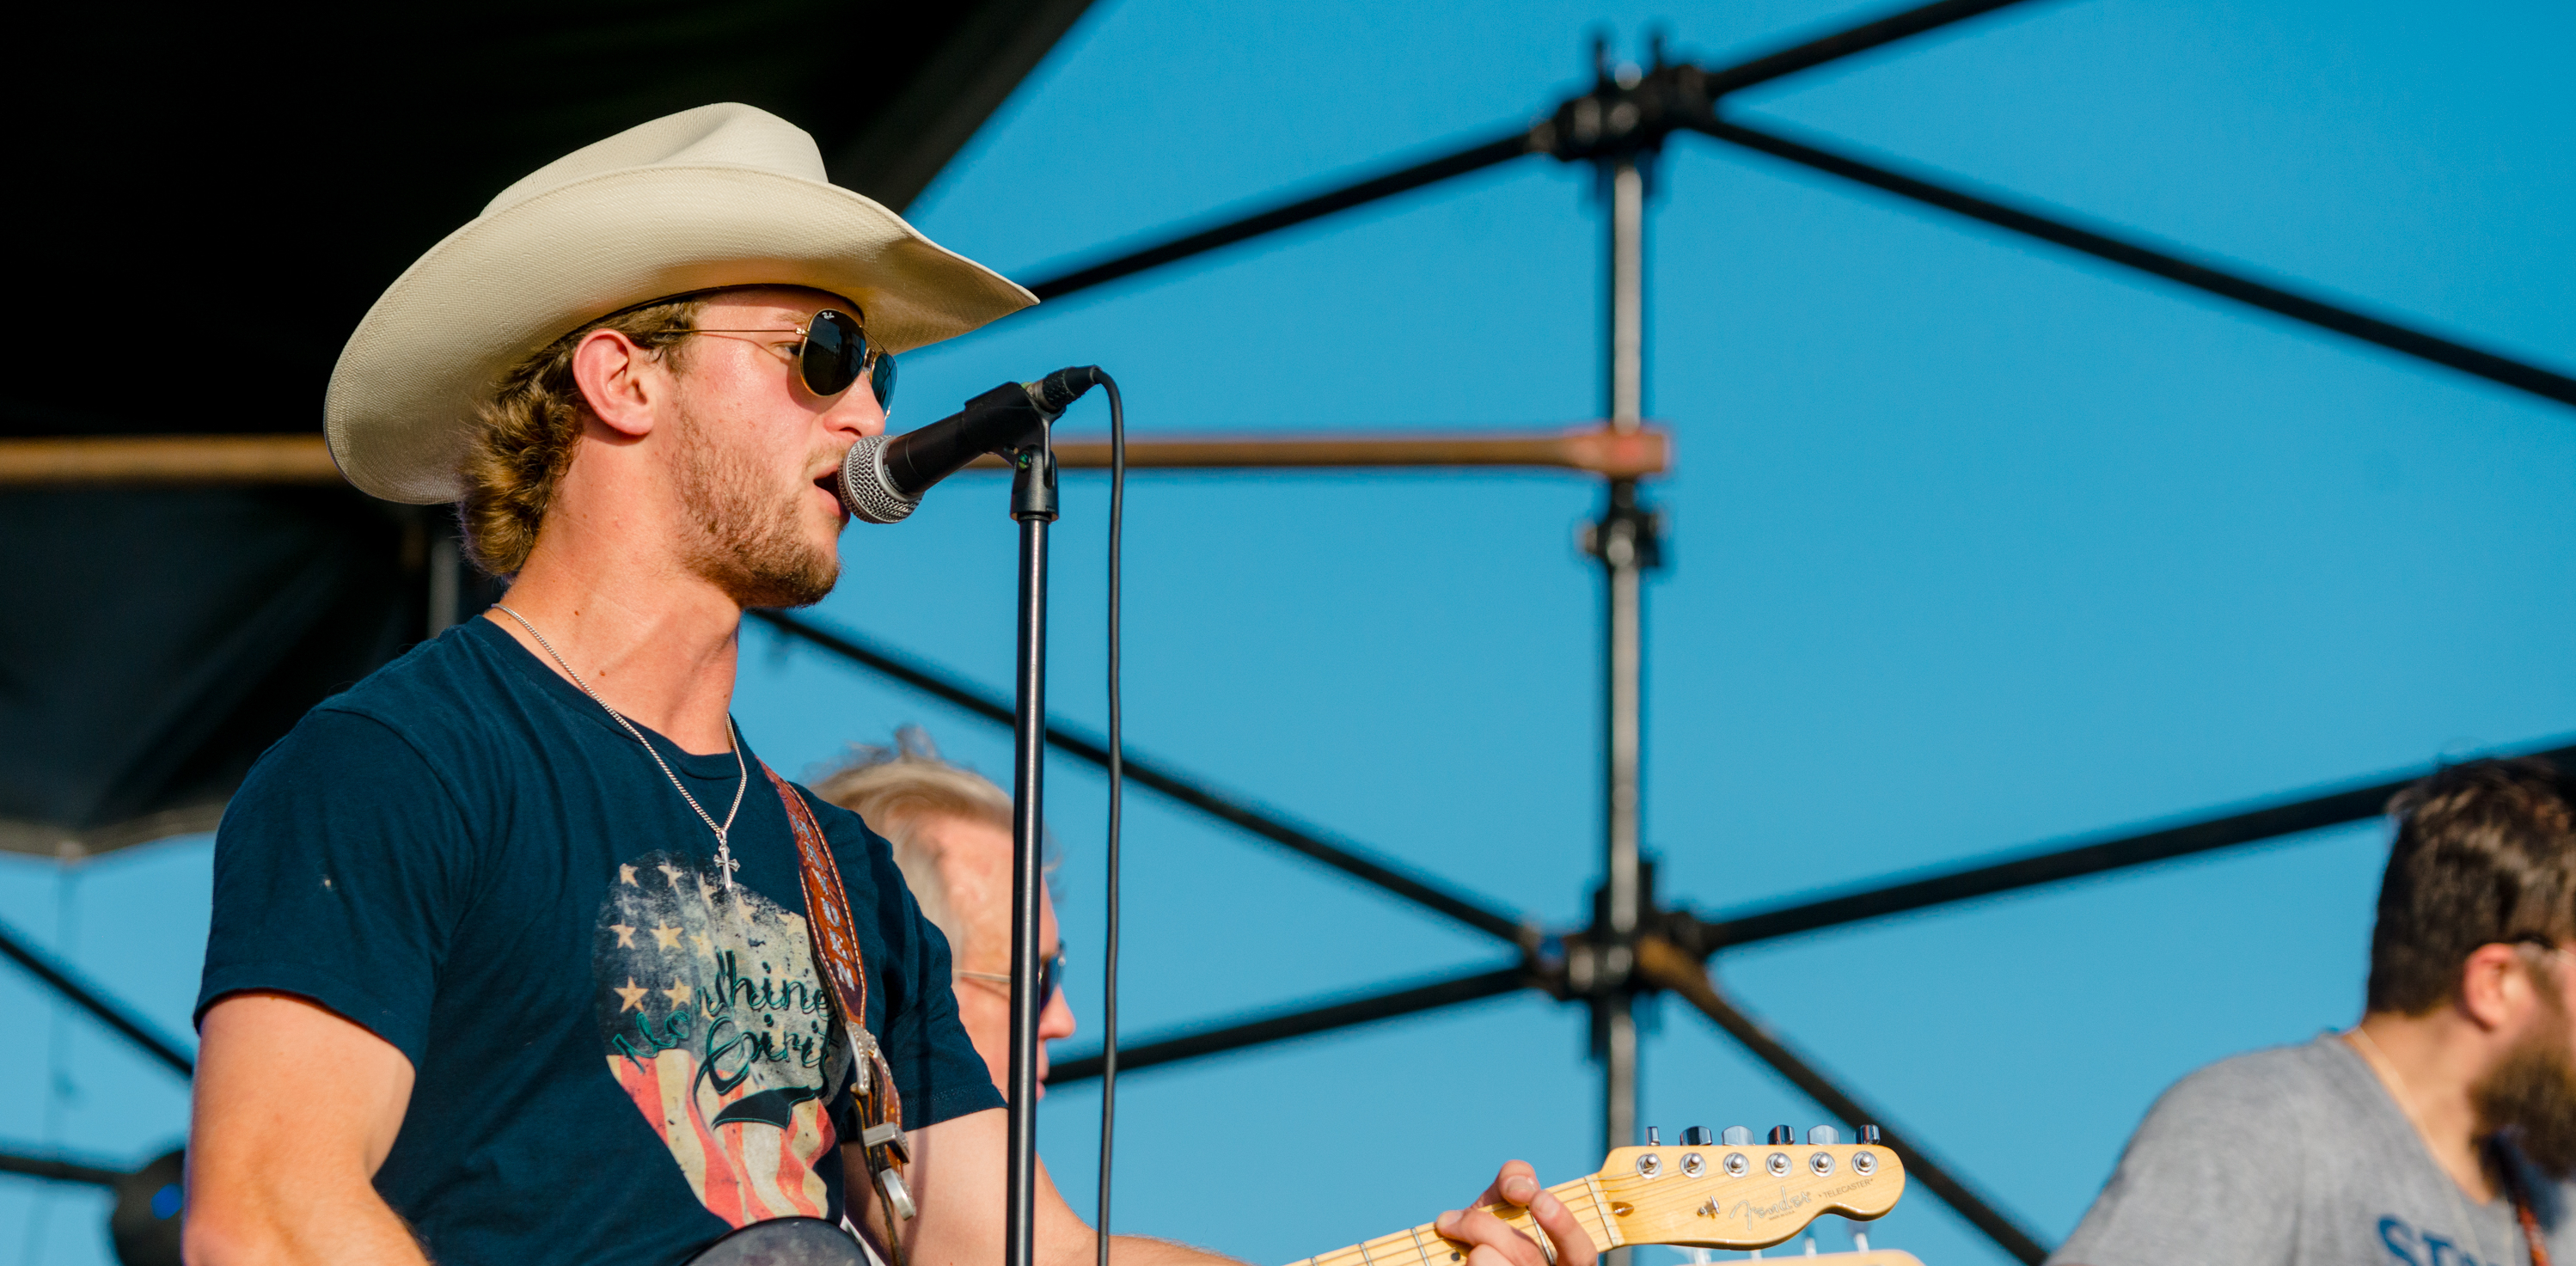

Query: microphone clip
[951,380,1055,524]
[1002,367,1104,523]
[1008,429,1058,524]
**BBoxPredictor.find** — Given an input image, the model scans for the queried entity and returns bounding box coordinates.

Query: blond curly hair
[457,296,708,576]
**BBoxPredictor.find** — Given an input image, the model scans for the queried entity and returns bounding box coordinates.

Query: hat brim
[325,165,1036,505]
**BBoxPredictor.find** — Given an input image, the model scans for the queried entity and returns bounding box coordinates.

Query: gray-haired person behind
[815,729,1077,1097]
[2051,757,2576,1266]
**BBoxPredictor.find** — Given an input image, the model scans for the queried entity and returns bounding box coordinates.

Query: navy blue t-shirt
[196,615,1002,1266]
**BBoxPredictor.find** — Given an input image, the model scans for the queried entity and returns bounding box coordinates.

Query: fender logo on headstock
[1698,1189,1815,1229]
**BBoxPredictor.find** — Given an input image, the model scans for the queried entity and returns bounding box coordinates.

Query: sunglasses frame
[684,307,896,410]
[957,949,1066,1003]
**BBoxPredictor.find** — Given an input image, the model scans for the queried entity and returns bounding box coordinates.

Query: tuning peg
[1645,1127,1660,1146]
[1859,1125,1882,1146]
[1680,1126,1713,1146]
[1722,1126,1751,1146]
[1806,1125,1840,1145]
[1766,1125,1794,1145]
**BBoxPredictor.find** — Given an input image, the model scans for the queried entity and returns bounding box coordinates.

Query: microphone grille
[838,435,918,524]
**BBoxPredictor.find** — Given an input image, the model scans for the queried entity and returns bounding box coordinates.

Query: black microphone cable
[1025,364,1123,1263]
[1099,373,1123,1266]
[846,364,1124,1256]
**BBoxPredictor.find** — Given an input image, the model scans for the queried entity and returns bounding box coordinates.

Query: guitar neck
[1282,1140,1908,1264]
[1282,1176,1624,1266]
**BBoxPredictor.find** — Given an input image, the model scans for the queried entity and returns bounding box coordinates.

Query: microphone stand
[859,370,1094,1266]
[1004,425,1057,1266]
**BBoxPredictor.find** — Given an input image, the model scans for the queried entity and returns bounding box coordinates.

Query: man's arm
[187,993,424,1266]
[861,1109,1596,1266]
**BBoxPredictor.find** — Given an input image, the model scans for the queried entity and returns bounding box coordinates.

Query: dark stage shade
[1,0,1096,850]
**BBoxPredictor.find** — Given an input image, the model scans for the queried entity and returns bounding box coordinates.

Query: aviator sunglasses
[685,308,896,410]
[958,947,1065,1003]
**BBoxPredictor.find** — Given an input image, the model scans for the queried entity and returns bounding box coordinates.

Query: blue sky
[3,2,2572,1263]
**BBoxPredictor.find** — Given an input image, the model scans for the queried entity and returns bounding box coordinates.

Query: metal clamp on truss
[1533,35,1715,167]
[1579,495,1666,572]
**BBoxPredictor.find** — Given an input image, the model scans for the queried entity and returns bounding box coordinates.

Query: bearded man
[182,104,1595,1266]
[2052,757,2576,1266]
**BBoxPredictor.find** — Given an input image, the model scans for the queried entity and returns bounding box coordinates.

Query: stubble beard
[2472,978,2576,1179]
[671,407,841,609]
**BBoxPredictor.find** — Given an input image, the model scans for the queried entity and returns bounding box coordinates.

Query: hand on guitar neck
[1431,1161,1601,1266]
[1289,1133,1908,1266]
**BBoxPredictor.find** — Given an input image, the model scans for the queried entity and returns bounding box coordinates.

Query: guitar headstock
[1588,1130,1905,1251]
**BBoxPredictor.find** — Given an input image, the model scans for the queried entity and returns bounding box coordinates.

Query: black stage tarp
[1,0,1092,851]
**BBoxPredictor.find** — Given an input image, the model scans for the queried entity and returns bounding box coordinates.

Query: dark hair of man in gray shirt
[2053,758,2576,1266]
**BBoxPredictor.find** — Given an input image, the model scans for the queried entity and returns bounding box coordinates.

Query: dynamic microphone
[837,367,1104,523]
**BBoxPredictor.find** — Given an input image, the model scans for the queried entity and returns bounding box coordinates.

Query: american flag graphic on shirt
[594,849,848,1226]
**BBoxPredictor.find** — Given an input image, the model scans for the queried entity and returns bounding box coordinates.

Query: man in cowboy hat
[182,105,1596,1266]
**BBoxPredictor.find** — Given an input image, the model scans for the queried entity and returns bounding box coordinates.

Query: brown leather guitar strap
[764,763,916,1244]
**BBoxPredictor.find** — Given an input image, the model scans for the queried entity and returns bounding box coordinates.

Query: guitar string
[1300,1183,1612,1266]
[1302,1196,1599,1266]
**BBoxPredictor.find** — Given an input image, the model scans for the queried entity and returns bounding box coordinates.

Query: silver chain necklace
[493,604,748,892]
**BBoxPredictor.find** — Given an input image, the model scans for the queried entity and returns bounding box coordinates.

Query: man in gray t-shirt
[2053,759,2576,1266]
[2053,1034,2571,1266]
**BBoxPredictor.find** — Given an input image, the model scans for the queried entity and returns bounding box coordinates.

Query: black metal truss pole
[1025,131,1541,302]
[1696,0,2050,96]
[1590,127,1656,1236]
[0,916,193,1078]
[1016,0,2047,306]
[1680,737,2576,952]
[750,609,1532,945]
[1047,963,1534,1085]
[1634,938,2050,1264]
[1692,118,2576,408]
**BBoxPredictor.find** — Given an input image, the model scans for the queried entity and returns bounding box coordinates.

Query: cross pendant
[713,833,741,893]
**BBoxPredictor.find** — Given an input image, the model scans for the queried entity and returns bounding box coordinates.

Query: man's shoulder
[329,619,505,717]
[249,623,523,786]
[2140,1035,2359,1135]
[2168,1036,2344,1093]
[2047,1037,2377,1266]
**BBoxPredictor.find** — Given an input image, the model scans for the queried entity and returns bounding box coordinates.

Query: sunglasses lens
[869,351,897,411]
[800,309,866,397]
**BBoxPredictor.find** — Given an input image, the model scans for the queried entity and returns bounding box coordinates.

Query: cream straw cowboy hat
[325,102,1036,504]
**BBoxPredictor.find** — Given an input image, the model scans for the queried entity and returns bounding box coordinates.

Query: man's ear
[568,328,670,438]
[2457,942,2533,1031]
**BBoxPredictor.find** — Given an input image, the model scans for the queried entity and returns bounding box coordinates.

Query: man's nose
[1038,987,1077,1042]
[825,382,887,439]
